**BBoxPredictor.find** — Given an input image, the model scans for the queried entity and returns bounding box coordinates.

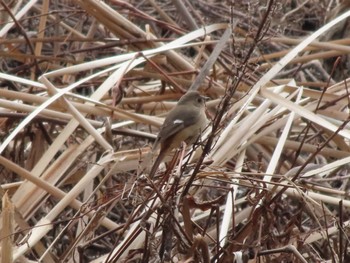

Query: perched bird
[149,91,208,178]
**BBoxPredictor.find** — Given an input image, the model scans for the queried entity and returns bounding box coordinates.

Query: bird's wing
[156,106,199,144]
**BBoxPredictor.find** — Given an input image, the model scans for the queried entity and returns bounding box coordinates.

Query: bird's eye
[197,97,202,103]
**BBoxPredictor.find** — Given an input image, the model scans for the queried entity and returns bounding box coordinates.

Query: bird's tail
[149,150,166,179]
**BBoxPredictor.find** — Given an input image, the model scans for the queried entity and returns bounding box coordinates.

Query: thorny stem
[182,0,276,197]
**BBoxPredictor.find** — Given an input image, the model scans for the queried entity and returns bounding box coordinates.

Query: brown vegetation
[1,0,350,262]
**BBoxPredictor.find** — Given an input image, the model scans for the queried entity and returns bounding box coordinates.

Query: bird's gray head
[177,91,206,108]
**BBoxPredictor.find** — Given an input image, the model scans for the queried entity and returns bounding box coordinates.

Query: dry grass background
[1,0,350,262]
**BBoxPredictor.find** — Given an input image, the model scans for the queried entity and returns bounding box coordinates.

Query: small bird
[149,91,208,178]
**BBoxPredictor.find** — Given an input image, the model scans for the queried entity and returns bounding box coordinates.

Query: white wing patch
[173,119,184,124]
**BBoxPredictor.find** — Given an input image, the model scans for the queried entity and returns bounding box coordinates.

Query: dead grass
[1,0,350,262]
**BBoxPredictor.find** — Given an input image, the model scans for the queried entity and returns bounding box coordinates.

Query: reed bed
[1,1,350,262]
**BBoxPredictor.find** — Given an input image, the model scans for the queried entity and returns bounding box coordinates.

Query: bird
[149,90,208,178]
